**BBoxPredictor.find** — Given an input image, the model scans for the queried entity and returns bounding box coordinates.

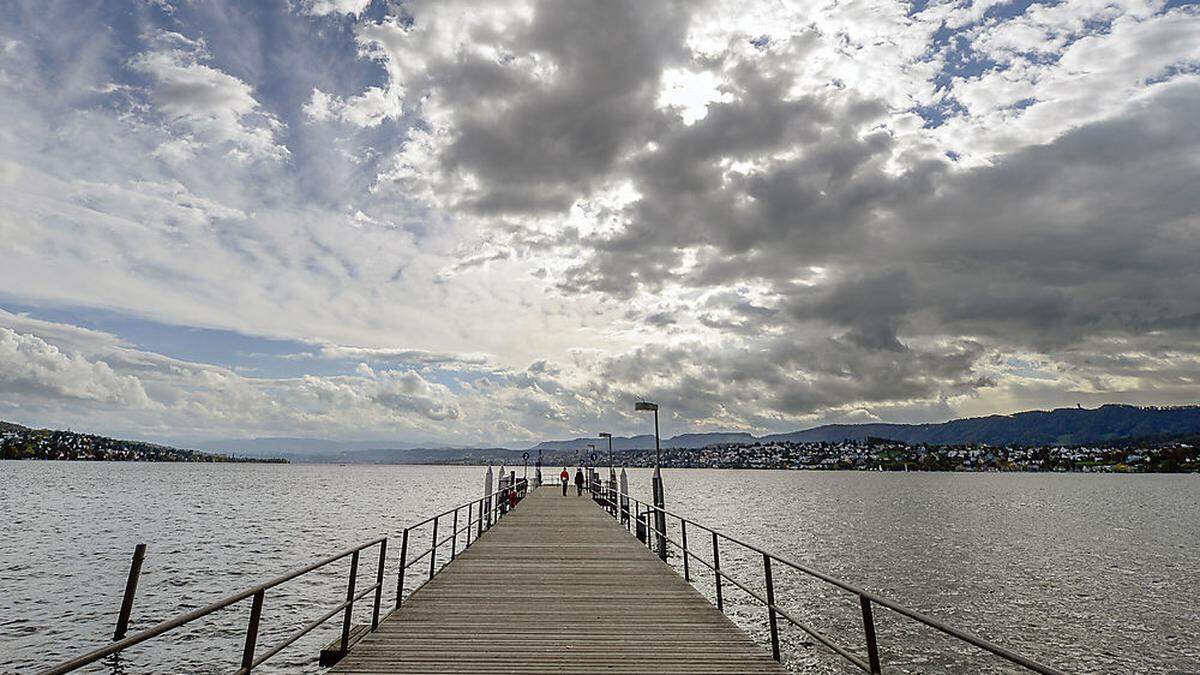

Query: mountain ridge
[531,404,1200,451]
[8,404,1199,462]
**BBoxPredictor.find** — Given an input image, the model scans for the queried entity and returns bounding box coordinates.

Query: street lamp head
[599,432,612,438]
[634,401,658,412]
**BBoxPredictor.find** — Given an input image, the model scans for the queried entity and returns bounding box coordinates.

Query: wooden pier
[331,486,789,674]
[40,477,1064,675]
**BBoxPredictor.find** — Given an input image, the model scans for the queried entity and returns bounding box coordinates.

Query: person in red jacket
[560,467,569,496]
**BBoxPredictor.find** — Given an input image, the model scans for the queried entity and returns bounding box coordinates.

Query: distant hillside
[525,404,1200,453]
[762,405,1200,446]
[0,422,285,463]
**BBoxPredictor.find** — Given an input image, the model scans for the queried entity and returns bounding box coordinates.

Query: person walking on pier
[574,467,585,496]
[560,467,569,496]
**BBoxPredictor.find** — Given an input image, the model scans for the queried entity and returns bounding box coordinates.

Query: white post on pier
[484,465,494,528]
[619,467,630,524]
[498,465,507,514]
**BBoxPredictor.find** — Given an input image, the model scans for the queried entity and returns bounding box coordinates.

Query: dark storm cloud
[409,1,1199,422]
[566,77,1200,359]
[591,332,989,424]
[435,1,694,214]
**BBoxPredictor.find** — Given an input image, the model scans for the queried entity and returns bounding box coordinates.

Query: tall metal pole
[654,408,661,467]
[601,432,614,483]
[652,410,666,560]
[636,400,667,561]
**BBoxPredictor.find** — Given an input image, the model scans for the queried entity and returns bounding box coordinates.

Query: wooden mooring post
[112,544,146,641]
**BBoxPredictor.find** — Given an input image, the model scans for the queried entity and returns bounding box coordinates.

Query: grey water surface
[1,463,1197,674]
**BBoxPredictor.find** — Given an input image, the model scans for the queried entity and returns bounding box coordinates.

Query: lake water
[1,463,1197,674]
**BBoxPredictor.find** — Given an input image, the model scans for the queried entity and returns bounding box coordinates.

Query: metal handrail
[393,479,531,609]
[39,537,386,675]
[41,481,534,675]
[404,483,523,529]
[599,486,1066,675]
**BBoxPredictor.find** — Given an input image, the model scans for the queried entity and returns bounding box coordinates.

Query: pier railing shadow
[38,479,530,675]
[595,483,1067,675]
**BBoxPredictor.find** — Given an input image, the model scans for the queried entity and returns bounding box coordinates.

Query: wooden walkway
[332,486,789,674]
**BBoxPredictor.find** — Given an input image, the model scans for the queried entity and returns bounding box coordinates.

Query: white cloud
[658,68,732,124]
[298,0,373,17]
[940,6,1200,159]
[303,85,403,127]
[0,328,154,407]
[131,31,289,162]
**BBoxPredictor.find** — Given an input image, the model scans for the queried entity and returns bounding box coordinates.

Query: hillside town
[0,423,284,463]
[602,438,1200,473]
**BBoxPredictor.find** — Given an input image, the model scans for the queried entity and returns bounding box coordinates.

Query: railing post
[372,539,387,630]
[429,516,439,579]
[712,532,723,612]
[395,528,408,609]
[477,498,485,538]
[860,594,883,674]
[451,507,459,560]
[465,501,473,547]
[649,508,657,551]
[763,553,780,661]
[681,520,690,582]
[240,589,264,672]
[340,550,359,655]
[113,543,146,641]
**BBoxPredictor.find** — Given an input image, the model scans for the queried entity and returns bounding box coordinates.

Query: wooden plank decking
[332,486,789,674]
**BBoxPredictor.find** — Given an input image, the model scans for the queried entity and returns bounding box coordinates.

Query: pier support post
[340,551,359,655]
[860,594,882,674]
[240,589,264,672]
[712,532,723,612]
[395,529,408,609]
[681,521,690,582]
[652,468,667,561]
[763,553,780,661]
[429,517,439,579]
[465,501,473,547]
[372,539,387,630]
[113,543,146,641]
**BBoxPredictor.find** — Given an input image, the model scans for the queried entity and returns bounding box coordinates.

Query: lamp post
[634,400,667,561]
[599,432,614,483]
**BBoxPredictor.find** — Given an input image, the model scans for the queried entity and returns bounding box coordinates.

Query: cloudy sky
[1,0,1198,446]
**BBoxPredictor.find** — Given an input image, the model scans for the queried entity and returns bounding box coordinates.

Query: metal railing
[39,480,530,675]
[395,478,529,608]
[594,484,1066,675]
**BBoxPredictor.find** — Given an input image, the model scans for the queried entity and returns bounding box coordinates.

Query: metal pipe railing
[595,486,1065,675]
[41,479,534,675]
[393,480,530,607]
[39,536,386,675]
